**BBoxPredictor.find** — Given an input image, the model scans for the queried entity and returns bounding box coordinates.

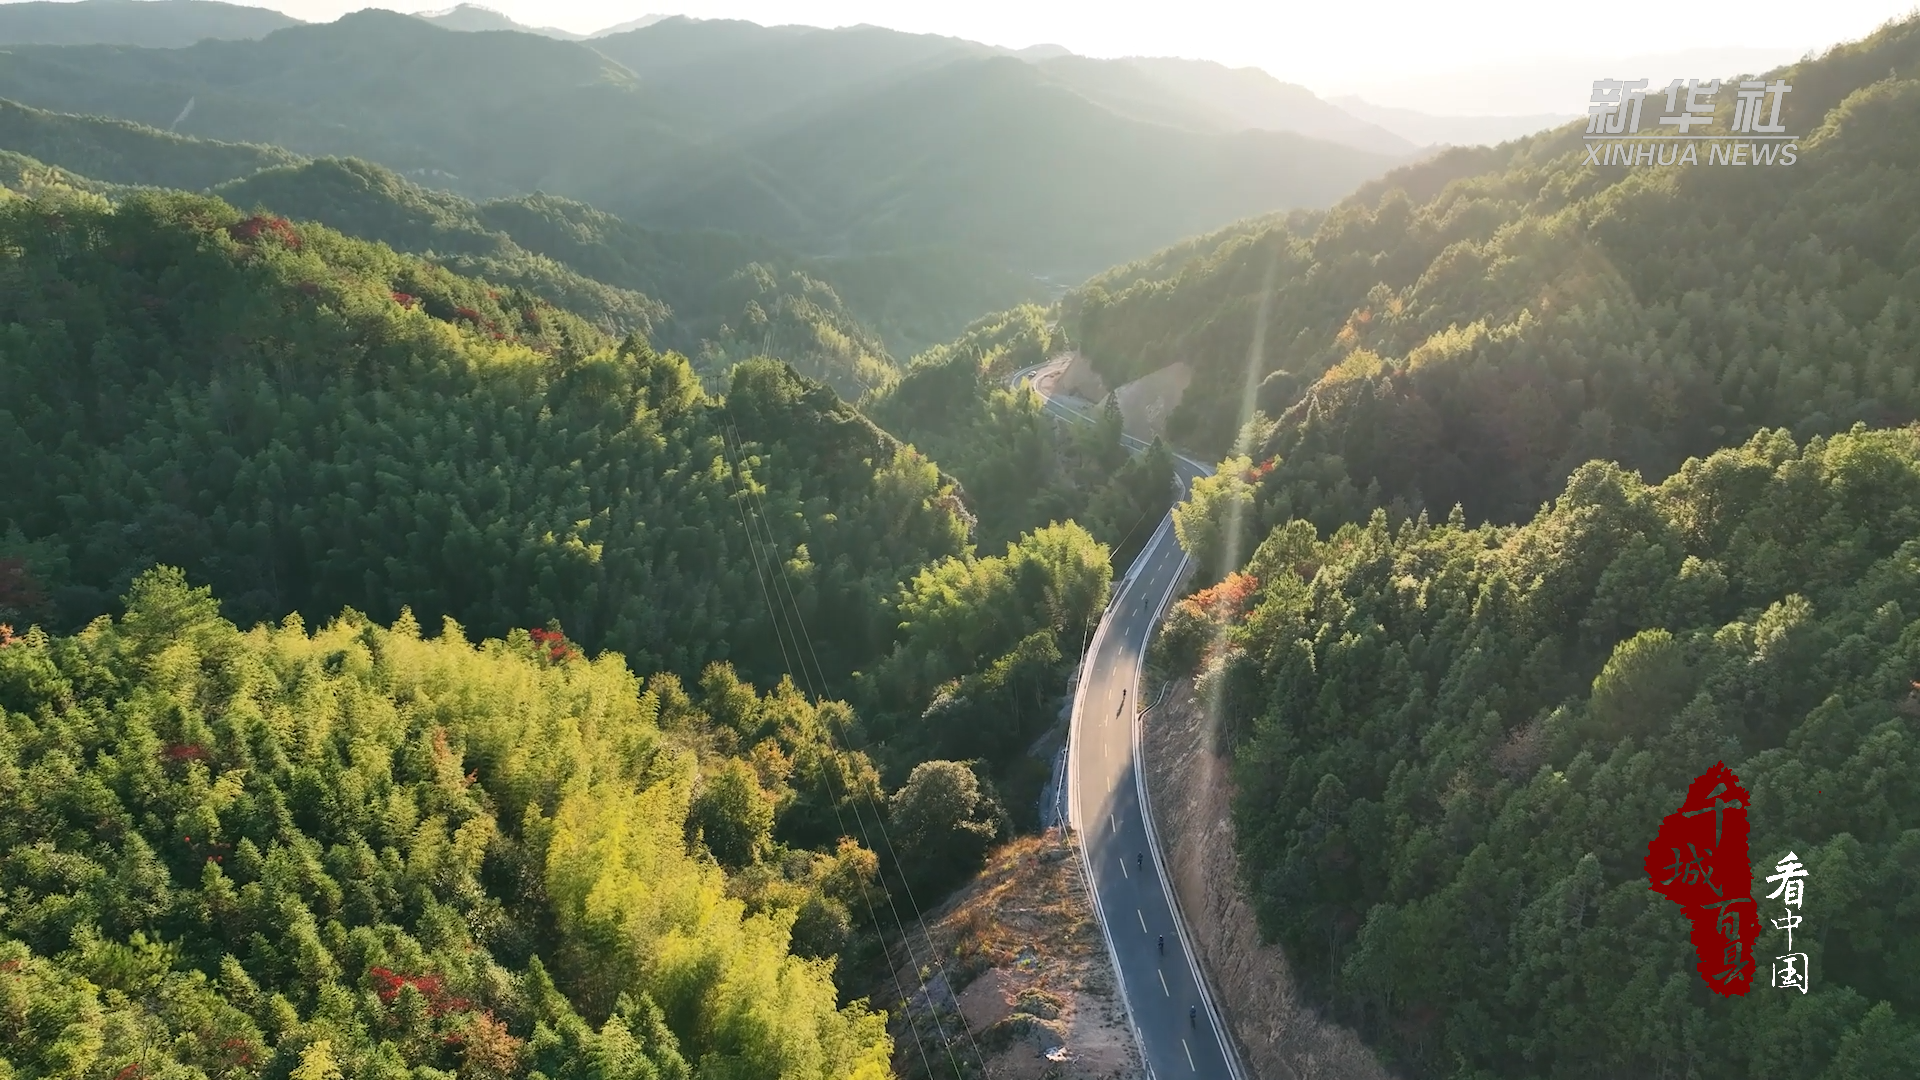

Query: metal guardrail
[1142,679,1174,715]
[1036,742,1069,832]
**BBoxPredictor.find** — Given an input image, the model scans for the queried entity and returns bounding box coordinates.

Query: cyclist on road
[1190,1005,1197,1026]
[1136,852,1143,871]
[1157,935,1164,955]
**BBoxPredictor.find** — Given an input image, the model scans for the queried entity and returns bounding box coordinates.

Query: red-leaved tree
[1186,571,1260,622]
[529,627,581,664]
[1158,572,1261,674]
[227,215,301,249]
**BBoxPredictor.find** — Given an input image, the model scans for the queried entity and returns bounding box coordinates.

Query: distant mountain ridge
[586,17,1420,156]
[0,0,299,46]
[413,3,586,39]
[0,8,1403,283]
[616,51,1400,277]
[0,1,675,45]
[0,8,689,200]
[0,0,1765,159]
[0,2,1426,155]
[1108,57,1417,155]
[588,13,671,38]
[1329,95,1580,146]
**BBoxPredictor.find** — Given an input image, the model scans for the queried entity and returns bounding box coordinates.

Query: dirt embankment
[1143,678,1392,1080]
[871,832,1144,1080]
[1043,352,1109,402]
[1110,363,1190,444]
[1039,353,1193,447]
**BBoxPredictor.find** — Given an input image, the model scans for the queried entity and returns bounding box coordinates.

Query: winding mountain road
[1011,361,1244,1079]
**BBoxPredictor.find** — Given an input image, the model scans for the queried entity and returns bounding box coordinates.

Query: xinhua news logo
[1586,78,1798,167]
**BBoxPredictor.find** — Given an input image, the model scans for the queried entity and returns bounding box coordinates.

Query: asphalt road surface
[1014,360,1241,1078]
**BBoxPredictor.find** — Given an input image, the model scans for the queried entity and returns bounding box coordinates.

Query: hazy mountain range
[411,4,670,39]
[1328,96,1580,147]
[0,0,298,46]
[0,4,1426,283]
[0,1,1569,150]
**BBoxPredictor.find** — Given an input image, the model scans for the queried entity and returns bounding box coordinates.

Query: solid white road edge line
[1132,485,1249,1080]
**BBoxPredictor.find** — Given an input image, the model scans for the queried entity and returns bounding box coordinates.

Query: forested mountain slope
[216,160,671,341]
[214,160,903,396]
[0,181,1149,1079]
[0,97,298,190]
[1073,13,1920,551]
[863,307,1179,563]
[0,184,1119,897]
[221,159,1035,376]
[1106,13,1920,1080]
[626,54,1397,279]
[0,569,895,1079]
[0,147,135,201]
[0,99,1041,386]
[1158,427,1920,1078]
[0,188,973,692]
[0,133,667,346]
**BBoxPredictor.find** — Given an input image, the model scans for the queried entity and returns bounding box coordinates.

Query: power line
[722,415,983,1077]
[709,399,944,1080]
[718,410,990,1079]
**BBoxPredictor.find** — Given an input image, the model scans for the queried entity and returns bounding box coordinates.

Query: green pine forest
[0,187,1123,1080]
[1132,13,1920,1080]
[1162,430,1920,1078]
[3,4,1920,1080]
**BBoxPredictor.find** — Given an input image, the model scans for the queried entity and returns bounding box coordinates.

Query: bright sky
[246,1,1916,111]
